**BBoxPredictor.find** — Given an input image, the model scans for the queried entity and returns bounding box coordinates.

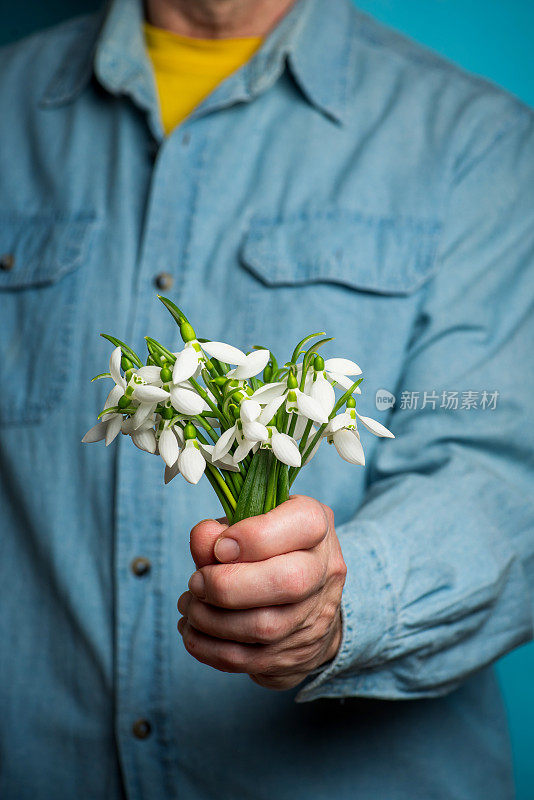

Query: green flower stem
[189,377,230,427]
[263,457,279,513]
[205,467,234,522]
[205,464,237,516]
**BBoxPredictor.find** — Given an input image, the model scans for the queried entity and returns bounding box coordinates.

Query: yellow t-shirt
[144,22,263,135]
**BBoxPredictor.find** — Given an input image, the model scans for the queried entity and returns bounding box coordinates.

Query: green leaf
[233,449,271,523]
[97,405,120,420]
[100,335,143,368]
[91,372,112,382]
[144,336,177,364]
[157,295,192,328]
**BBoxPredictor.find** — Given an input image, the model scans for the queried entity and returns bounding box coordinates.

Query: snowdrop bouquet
[83,296,394,523]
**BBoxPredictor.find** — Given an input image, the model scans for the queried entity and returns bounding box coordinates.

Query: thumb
[190,517,228,568]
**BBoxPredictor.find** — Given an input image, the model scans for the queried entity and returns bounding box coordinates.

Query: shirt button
[131,556,151,578]
[132,719,152,740]
[0,253,15,271]
[154,272,174,291]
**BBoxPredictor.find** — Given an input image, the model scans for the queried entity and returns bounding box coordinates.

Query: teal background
[1,1,532,796]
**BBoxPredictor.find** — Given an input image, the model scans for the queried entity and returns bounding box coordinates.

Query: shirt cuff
[295,521,397,702]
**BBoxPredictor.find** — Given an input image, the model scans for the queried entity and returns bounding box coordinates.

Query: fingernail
[188,571,205,598]
[214,537,240,562]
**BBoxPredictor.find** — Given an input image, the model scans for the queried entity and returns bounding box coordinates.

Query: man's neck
[144,0,298,38]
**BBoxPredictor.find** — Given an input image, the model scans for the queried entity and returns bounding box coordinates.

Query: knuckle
[252,610,282,644]
[283,563,309,601]
[208,567,234,606]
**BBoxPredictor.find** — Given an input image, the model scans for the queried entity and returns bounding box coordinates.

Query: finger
[179,591,309,644]
[178,618,260,674]
[214,495,330,564]
[190,517,228,568]
[189,549,327,609]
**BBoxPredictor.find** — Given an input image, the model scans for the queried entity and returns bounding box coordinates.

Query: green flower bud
[263,365,272,382]
[287,372,298,390]
[314,355,325,371]
[346,396,356,409]
[229,403,240,419]
[118,395,130,410]
[160,366,172,383]
[161,405,173,420]
[121,356,133,371]
[180,322,196,343]
[184,422,197,440]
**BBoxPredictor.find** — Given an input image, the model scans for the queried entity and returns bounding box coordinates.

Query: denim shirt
[1,0,533,798]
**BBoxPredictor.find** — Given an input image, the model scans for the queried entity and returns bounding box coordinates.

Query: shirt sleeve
[297,104,534,703]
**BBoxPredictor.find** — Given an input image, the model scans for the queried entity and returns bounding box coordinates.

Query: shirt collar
[41,0,354,125]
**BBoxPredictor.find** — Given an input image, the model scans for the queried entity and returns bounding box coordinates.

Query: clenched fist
[177,495,347,690]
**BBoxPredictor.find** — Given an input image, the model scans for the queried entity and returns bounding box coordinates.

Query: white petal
[326,412,351,434]
[213,424,237,461]
[356,413,395,438]
[109,347,126,388]
[327,371,362,392]
[103,384,124,413]
[310,374,336,416]
[231,349,270,379]
[132,401,156,429]
[201,341,247,365]
[105,414,123,446]
[324,358,362,376]
[136,365,163,385]
[333,429,365,465]
[201,442,242,473]
[240,398,261,423]
[257,394,285,425]
[172,346,199,384]
[178,441,206,484]
[271,432,301,467]
[134,385,170,403]
[296,390,329,424]
[174,426,185,446]
[170,386,206,415]
[158,427,180,467]
[232,439,255,464]
[293,413,309,440]
[242,420,269,443]
[251,381,286,402]
[82,421,107,443]
[164,461,181,484]
[132,428,157,454]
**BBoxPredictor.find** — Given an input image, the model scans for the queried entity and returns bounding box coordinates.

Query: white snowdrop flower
[252,375,328,425]
[331,428,365,465]
[133,382,169,404]
[178,440,206,484]
[239,398,261,423]
[172,343,202,384]
[131,427,157,454]
[170,386,207,415]
[158,426,180,467]
[227,349,270,380]
[213,418,268,465]
[104,414,123,446]
[270,430,301,468]
[102,384,124,417]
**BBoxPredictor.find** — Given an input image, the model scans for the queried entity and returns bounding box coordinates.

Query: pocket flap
[0,213,96,289]
[240,213,442,296]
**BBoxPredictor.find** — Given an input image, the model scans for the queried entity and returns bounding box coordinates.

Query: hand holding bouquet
[83,296,394,522]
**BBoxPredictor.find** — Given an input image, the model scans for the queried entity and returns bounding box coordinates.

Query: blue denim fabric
[0,0,533,798]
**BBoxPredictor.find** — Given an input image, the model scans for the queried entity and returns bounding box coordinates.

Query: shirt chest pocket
[0,214,96,425]
[238,212,442,359]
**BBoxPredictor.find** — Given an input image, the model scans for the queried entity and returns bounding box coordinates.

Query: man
[0,0,533,798]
